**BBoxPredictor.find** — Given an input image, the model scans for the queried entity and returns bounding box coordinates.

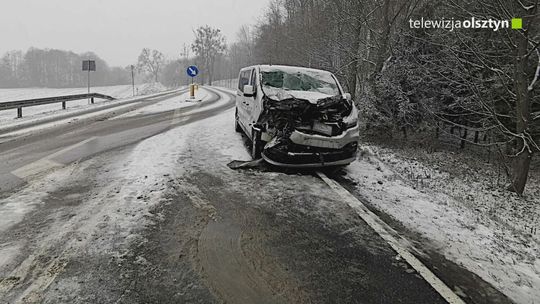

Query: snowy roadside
[343,144,540,303]
[0,83,167,128]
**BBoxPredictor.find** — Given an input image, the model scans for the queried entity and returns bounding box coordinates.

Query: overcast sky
[0,0,269,67]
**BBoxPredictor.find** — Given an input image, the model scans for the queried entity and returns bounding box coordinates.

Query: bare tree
[137,48,164,83]
[191,25,226,84]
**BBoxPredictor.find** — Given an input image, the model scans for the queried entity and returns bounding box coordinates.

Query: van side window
[249,69,257,95]
[238,70,250,92]
[250,69,256,86]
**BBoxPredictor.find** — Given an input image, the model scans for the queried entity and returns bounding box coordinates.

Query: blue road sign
[187,66,199,77]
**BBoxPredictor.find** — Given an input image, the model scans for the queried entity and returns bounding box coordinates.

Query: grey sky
[0,0,269,67]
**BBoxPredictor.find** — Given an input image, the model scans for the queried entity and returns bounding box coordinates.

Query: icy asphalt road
[0,87,512,303]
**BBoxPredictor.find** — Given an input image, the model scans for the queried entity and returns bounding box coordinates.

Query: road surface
[0,87,512,304]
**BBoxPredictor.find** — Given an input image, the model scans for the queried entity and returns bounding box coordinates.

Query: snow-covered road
[0,86,525,304]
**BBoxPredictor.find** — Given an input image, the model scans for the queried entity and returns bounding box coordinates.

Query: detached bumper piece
[262,141,358,168]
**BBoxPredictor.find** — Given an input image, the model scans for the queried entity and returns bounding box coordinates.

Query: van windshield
[261,69,340,96]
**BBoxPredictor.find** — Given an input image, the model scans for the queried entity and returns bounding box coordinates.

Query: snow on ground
[0,83,166,126]
[113,87,211,119]
[344,145,540,304]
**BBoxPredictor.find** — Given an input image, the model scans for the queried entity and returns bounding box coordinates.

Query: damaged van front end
[258,88,359,168]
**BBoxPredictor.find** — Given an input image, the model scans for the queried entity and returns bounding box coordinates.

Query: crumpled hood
[263,87,334,104]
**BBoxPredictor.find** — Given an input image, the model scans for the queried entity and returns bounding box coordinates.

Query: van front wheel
[251,129,264,159]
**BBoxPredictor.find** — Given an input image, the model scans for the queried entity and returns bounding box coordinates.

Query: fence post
[17,107,22,118]
[460,128,468,149]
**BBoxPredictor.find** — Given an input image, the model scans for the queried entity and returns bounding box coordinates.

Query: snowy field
[0,83,167,128]
[344,144,540,303]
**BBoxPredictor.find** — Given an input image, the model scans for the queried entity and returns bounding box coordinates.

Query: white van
[235,65,359,168]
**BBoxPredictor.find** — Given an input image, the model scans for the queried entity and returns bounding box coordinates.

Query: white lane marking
[316,171,466,304]
[11,137,97,179]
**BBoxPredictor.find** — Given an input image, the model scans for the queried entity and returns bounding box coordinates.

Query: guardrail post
[62,101,66,110]
[17,107,22,118]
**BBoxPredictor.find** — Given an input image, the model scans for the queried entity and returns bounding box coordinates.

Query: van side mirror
[343,93,352,101]
[243,85,255,97]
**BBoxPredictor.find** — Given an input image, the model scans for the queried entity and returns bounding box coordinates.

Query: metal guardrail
[0,93,115,118]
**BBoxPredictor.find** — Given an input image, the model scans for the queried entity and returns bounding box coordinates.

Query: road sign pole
[87,68,90,104]
[83,60,96,104]
[187,65,199,100]
[190,77,195,99]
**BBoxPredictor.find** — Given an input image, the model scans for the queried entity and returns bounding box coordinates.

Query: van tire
[251,129,263,159]
[235,108,242,133]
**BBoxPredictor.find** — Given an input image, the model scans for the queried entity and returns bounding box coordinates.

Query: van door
[236,69,251,132]
[246,68,259,135]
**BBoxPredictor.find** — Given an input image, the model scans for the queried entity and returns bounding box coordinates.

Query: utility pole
[131,65,135,96]
[87,63,91,104]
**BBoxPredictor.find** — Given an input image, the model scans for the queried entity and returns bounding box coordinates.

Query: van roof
[240,65,334,75]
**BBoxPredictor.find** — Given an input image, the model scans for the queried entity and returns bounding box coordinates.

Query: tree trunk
[511,150,532,194]
[347,18,362,99]
[373,0,392,77]
[510,15,534,195]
